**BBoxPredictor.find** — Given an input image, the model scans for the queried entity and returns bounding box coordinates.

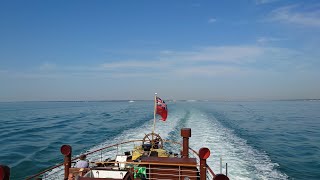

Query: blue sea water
[0,100,319,179]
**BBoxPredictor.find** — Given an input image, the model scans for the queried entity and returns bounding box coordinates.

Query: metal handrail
[26,139,143,180]
[26,139,216,179]
[133,164,200,180]
[92,161,198,167]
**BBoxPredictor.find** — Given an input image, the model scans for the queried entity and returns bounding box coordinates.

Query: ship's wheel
[142,132,163,149]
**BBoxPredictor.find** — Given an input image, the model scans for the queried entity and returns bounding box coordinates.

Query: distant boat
[129,100,135,103]
[187,100,197,102]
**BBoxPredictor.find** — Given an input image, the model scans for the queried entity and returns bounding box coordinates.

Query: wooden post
[181,128,191,158]
[60,145,72,180]
[199,148,210,180]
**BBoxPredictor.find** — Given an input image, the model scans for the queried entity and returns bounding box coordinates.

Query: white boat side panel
[84,170,128,179]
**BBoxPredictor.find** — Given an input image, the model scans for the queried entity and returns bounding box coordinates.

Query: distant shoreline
[1,99,320,103]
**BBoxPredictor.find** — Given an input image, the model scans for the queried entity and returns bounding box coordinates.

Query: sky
[0,0,320,101]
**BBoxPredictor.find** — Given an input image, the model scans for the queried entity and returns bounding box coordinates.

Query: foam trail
[185,109,288,180]
[89,107,186,153]
[45,106,288,180]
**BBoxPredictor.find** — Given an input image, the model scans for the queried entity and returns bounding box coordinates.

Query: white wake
[45,107,288,180]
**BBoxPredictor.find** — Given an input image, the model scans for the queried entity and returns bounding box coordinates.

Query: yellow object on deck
[132,146,169,160]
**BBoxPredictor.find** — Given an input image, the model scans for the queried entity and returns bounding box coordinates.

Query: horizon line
[1,98,320,103]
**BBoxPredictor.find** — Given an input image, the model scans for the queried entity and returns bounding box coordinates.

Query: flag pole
[152,93,157,134]
[152,93,157,144]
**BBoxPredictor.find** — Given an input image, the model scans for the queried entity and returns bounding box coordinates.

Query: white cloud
[208,18,217,23]
[6,44,316,80]
[174,65,243,77]
[269,5,320,27]
[160,50,174,55]
[255,0,279,5]
[256,37,284,44]
[39,63,56,71]
[162,46,264,63]
[99,46,305,77]
[101,61,168,69]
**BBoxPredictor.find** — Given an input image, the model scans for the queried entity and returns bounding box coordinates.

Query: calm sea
[0,101,319,179]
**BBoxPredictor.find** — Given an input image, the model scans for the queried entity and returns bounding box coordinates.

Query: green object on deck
[134,166,146,178]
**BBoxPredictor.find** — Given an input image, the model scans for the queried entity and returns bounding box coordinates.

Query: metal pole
[152,93,157,142]
[220,157,222,174]
[100,150,102,162]
[226,163,228,176]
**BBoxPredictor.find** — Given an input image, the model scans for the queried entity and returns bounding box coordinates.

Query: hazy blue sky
[1,0,320,101]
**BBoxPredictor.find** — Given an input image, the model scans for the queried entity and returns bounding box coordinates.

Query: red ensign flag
[156,96,168,121]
